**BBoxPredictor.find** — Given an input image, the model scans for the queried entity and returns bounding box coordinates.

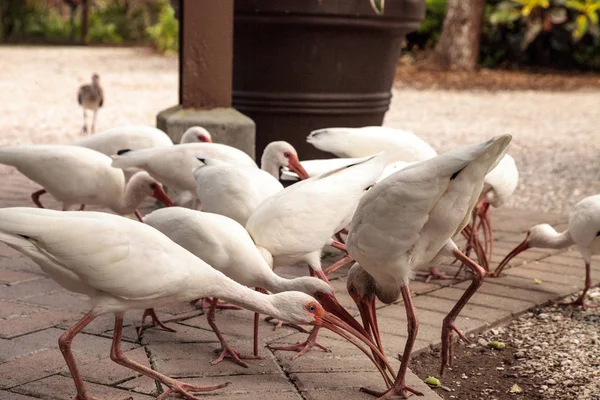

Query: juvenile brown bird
[77,73,104,134]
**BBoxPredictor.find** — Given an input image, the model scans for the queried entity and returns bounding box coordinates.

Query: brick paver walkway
[0,174,596,400]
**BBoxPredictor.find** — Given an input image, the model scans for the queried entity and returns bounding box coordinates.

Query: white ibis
[0,145,173,219]
[493,194,600,309]
[307,126,437,162]
[0,207,393,400]
[180,126,213,143]
[73,125,174,156]
[77,73,103,134]
[143,207,365,367]
[110,142,257,207]
[193,141,309,226]
[245,153,387,357]
[344,135,511,398]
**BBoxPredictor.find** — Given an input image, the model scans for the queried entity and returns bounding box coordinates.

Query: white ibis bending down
[0,207,393,400]
[306,126,437,162]
[0,145,173,219]
[143,207,366,367]
[193,141,309,226]
[493,194,600,309]
[110,142,257,207]
[180,126,213,143]
[245,153,386,357]
[73,126,174,156]
[344,135,511,398]
[77,73,103,134]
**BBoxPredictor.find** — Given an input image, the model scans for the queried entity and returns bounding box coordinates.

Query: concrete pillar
[158,0,255,158]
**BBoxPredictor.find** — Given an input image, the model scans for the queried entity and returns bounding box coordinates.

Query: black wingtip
[18,234,30,240]
[196,157,206,164]
[116,149,132,155]
[450,166,465,180]
[596,231,600,237]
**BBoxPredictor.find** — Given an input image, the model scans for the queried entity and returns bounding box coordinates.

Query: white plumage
[494,193,600,309]
[0,207,389,400]
[307,126,437,162]
[110,143,257,206]
[72,126,173,156]
[0,145,172,216]
[344,135,511,397]
[180,126,213,143]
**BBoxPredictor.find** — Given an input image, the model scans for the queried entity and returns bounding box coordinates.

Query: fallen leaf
[488,341,506,350]
[509,383,523,393]
[534,279,542,284]
[424,376,441,387]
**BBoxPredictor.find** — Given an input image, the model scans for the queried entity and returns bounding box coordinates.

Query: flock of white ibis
[0,122,597,400]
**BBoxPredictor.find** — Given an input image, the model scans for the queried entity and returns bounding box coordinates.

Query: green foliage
[86,11,121,43]
[145,0,178,54]
[419,0,447,44]
[1,1,73,41]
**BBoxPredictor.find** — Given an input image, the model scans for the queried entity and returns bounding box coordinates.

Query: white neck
[193,270,280,316]
[257,273,301,294]
[537,228,574,249]
[109,181,146,215]
[260,152,281,179]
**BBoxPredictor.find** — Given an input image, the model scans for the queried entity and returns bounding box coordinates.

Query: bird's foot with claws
[212,343,264,368]
[360,384,424,399]
[137,308,176,336]
[268,338,330,360]
[417,266,453,283]
[264,316,309,333]
[556,295,597,311]
[157,380,230,400]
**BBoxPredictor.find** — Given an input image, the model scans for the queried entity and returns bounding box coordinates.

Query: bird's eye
[314,293,322,299]
[284,152,291,158]
[308,305,316,312]
[349,285,356,293]
[149,183,157,190]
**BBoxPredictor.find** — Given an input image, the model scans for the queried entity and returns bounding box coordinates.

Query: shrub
[405,0,447,50]
[145,0,178,54]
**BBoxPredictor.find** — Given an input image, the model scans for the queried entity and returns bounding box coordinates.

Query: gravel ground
[477,288,600,400]
[0,45,598,214]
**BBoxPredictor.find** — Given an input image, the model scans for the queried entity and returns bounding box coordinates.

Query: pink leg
[268,327,330,360]
[59,311,112,400]
[441,249,485,375]
[556,261,597,310]
[79,204,86,211]
[201,297,241,311]
[360,286,423,399]
[134,210,143,222]
[111,314,229,399]
[417,266,453,283]
[323,255,353,276]
[207,298,264,368]
[31,189,46,208]
[137,308,176,336]
[264,316,309,333]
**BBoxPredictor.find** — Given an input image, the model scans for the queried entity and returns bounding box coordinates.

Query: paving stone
[0,309,81,339]
[524,260,588,278]
[0,391,39,400]
[0,349,64,389]
[180,313,297,345]
[0,257,42,275]
[0,328,63,363]
[486,274,577,296]
[428,287,535,316]
[59,313,140,343]
[541,254,600,270]
[294,370,441,400]
[139,321,219,345]
[0,270,42,286]
[122,372,297,396]
[0,301,43,319]
[0,278,63,301]
[73,347,149,385]
[19,291,90,314]
[147,342,281,377]
[504,266,583,289]
[412,295,509,326]
[13,375,152,400]
[454,280,554,305]
[0,245,23,259]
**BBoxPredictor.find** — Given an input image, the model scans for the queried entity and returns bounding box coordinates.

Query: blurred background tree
[0,0,178,53]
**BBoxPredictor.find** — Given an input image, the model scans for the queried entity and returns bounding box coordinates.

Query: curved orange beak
[317,292,371,340]
[492,233,530,277]
[317,311,394,388]
[152,184,174,207]
[351,293,386,371]
[287,155,310,180]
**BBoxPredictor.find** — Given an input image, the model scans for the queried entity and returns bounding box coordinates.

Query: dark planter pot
[232,0,425,160]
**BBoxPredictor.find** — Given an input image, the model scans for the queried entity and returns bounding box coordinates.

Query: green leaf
[588,10,599,25]
[573,14,589,40]
[425,376,441,387]
[370,0,385,15]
